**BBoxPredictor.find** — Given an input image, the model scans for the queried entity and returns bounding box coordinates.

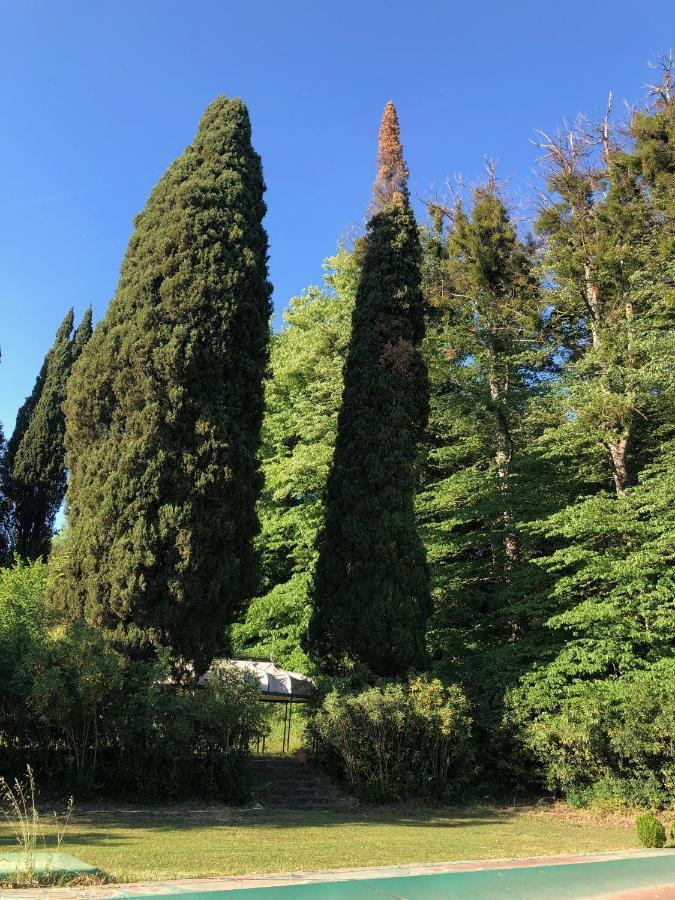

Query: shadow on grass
[59,804,515,838]
[0,831,130,849]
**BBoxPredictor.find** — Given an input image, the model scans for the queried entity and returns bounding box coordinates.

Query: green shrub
[506,660,675,808]
[109,661,267,801]
[635,811,667,848]
[308,675,472,802]
[0,559,267,801]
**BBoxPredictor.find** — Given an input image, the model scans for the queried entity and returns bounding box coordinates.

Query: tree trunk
[586,269,634,496]
[607,435,631,496]
[584,264,602,350]
[488,348,519,565]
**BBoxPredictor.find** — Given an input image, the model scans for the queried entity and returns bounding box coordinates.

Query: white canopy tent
[204,658,316,752]
[206,658,315,700]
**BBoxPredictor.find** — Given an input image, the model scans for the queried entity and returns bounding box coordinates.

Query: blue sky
[0,0,670,435]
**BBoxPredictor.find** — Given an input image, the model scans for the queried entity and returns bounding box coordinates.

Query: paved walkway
[2,850,675,899]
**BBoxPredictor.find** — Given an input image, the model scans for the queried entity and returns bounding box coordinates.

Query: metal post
[287,697,293,754]
[282,702,289,753]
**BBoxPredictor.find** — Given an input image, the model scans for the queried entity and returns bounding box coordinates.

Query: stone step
[251,755,355,810]
[259,784,342,797]
[254,775,335,785]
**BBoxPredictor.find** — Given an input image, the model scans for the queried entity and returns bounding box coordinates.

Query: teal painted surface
[0,850,98,878]
[135,854,675,899]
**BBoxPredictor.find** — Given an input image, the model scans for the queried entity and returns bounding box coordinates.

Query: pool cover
[119,853,675,899]
[0,851,98,880]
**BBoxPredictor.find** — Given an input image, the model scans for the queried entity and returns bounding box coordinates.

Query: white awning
[205,658,315,700]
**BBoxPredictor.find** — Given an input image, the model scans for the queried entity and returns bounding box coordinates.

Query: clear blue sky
[0,0,670,435]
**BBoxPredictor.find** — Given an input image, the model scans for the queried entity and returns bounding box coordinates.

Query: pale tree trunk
[607,436,631,496]
[487,346,519,566]
[609,284,635,497]
[584,265,634,496]
[584,264,602,350]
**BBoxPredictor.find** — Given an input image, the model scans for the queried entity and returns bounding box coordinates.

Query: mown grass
[0,803,640,883]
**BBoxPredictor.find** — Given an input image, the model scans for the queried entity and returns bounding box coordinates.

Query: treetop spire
[373,100,409,211]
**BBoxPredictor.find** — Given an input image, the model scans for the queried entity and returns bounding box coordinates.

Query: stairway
[251,756,355,810]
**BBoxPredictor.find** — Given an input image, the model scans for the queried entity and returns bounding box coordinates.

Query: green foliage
[308,675,472,802]
[418,185,547,655]
[0,356,9,565]
[504,430,675,807]
[3,309,92,561]
[2,69,673,811]
[482,87,675,800]
[109,662,266,801]
[245,80,675,809]
[308,146,430,676]
[0,558,119,785]
[0,557,49,691]
[530,439,674,682]
[53,97,271,672]
[534,112,674,498]
[25,620,123,786]
[233,250,358,670]
[231,572,311,672]
[413,187,570,793]
[0,559,265,800]
[630,82,675,275]
[257,250,358,588]
[635,811,667,848]
[508,660,675,808]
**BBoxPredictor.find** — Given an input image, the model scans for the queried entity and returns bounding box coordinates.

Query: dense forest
[0,59,673,807]
[235,60,675,804]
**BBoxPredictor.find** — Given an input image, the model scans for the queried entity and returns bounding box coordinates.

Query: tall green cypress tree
[0,352,10,565]
[307,103,430,677]
[5,342,53,473]
[54,97,271,673]
[3,309,91,560]
[71,307,93,359]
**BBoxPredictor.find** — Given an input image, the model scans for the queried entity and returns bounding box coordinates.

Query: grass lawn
[0,803,640,883]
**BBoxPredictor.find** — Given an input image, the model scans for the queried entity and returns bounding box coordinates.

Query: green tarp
[0,850,98,879]
[142,854,675,899]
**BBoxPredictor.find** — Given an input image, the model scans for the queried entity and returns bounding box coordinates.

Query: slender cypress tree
[5,344,53,471]
[3,309,92,560]
[71,306,93,359]
[307,103,430,677]
[0,352,10,565]
[54,97,271,673]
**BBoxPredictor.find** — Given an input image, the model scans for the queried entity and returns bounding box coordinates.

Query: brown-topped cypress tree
[54,98,271,673]
[307,102,430,677]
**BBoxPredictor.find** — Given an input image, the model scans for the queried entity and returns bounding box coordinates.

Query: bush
[0,559,267,802]
[506,660,675,809]
[308,675,472,802]
[635,811,667,848]
[108,660,266,801]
